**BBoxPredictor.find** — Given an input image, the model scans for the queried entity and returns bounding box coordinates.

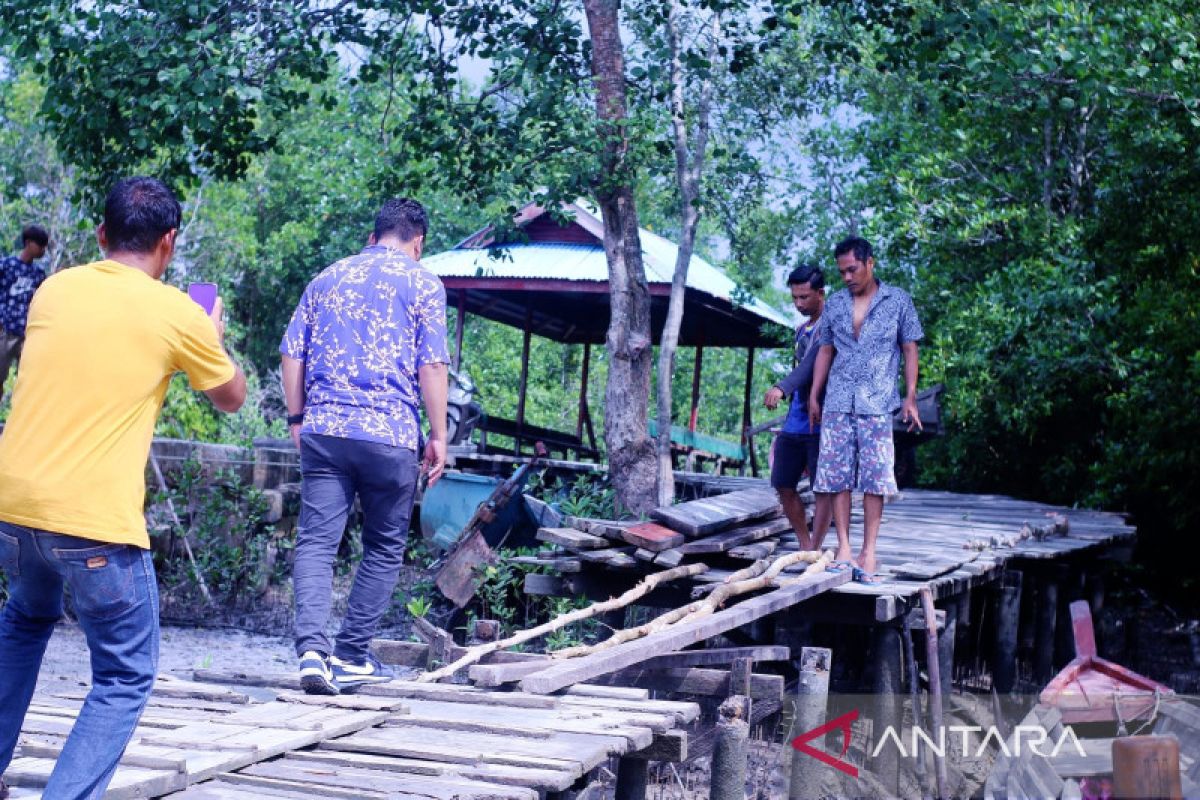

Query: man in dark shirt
[0,225,49,400]
[764,264,832,552]
[809,237,923,583]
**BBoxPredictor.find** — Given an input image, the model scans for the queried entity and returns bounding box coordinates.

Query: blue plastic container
[420,470,526,551]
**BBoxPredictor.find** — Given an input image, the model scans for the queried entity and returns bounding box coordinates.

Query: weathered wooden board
[674,515,792,554]
[620,521,686,552]
[536,526,610,550]
[650,487,782,538]
[516,568,849,694]
[237,760,538,800]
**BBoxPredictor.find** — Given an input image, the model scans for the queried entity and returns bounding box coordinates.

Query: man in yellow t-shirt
[0,177,246,800]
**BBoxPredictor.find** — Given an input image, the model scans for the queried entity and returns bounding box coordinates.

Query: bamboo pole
[418,563,709,682]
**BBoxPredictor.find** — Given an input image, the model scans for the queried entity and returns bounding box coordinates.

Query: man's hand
[808,394,823,430]
[764,386,784,410]
[901,396,923,432]
[289,423,302,450]
[209,296,226,341]
[422,437,447,487]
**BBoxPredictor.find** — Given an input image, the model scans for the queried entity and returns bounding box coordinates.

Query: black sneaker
[330,653,395,692]
[298,650,339,695]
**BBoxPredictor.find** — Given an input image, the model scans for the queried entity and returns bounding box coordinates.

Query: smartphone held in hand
[187,282,218,315]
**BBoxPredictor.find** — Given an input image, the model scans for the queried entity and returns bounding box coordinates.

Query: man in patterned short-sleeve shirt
[809,236,923,584]
[280,198,449,694]
[0,224,50,402]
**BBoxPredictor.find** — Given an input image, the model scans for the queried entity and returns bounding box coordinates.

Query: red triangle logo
[790,708,860,778]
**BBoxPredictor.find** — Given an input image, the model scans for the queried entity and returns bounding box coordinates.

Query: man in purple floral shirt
[0,225,49,402]
[281,198,449,694]
[809,236,923,585]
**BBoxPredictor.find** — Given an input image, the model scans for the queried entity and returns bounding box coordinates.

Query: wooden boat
[985,601,1198,800]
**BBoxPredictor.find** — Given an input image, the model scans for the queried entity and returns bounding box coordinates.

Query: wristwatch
[287,413,304,426]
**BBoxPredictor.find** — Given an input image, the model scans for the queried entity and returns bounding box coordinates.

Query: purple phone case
[187,282,218,315]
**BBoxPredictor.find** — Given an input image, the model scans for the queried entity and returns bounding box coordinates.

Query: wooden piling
[993,570,1022,693]
[938,597,957,699]
[789,647,832,800]
[1034,568,1061,684]
[614,757,649,800]
[871,624,902,795]
[710,696,749,800]
[921,588,949,800]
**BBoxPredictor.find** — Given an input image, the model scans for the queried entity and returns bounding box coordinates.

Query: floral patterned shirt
[0,254,48,336]
[817,279,923,416]
[281,245,450,449]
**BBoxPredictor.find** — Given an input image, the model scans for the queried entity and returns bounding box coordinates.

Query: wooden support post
[453,289,466,370]
[689,345,704,432]
[938,598,957,699]
[614,757,648,800]
[871,624,902,796]
[515,309,533,453]
[993,570,1022,694]
[920,588,949,800]
[468,619,500,646]
[789,647,831,800]
[710,696,749,800]
[577,342,591,442]
[1034,568,1060,685]
[740,346,756,477]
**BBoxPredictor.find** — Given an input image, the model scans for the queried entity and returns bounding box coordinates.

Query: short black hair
[787,263,824,290]
[103,177,182,253]
[834,236,873,264]
[21,225,49,248]
[374,198,428,242]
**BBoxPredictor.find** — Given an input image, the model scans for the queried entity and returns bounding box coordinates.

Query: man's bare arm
[281,354,306,448]
[419,362,449,486]
[900,340,921,431]
[202,296,247,412]
[808,345,833,429]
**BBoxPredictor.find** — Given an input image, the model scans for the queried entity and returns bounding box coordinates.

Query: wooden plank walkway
[526,485,1135,624]
[7,672,699,799]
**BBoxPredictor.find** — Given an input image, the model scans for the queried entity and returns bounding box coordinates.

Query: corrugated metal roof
[424,240,791,329]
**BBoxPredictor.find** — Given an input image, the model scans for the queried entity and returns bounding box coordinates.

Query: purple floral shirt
[281,246,449,449]
[818,280,923,416]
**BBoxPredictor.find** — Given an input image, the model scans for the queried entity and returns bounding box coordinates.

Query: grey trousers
[293,433,418,662]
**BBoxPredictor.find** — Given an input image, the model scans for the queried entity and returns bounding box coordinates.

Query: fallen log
[551,551,828,660]
[418,563,709,682]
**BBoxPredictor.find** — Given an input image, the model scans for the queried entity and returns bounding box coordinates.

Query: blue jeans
[0,521,159,800]
[293,434,418,663]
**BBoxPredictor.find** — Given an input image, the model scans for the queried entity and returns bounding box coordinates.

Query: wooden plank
[638,645,790,669]
[288,750,577,792]
[727,540,778,560]
[626,729,687,762]
[650,487,782,537]
[620,521,686,552]
[576,547,638,569]
[537,526,610,550]
[675,516,792,554]
[524,572,566,596]
[518,569,849,694]
[236,760,538,800]
[590,666,784,701]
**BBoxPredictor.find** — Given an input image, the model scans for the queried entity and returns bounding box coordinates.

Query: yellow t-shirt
[0,260,235,548]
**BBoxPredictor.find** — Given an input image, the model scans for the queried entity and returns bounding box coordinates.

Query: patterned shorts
[813,412,897,496]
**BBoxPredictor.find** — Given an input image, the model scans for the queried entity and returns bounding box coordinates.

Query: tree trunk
[583,0,657,514]
[655,4,718,506]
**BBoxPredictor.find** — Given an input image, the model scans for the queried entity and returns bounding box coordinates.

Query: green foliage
[469,548,594,646]
[148,458,284,609]
[405,595,432,619]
